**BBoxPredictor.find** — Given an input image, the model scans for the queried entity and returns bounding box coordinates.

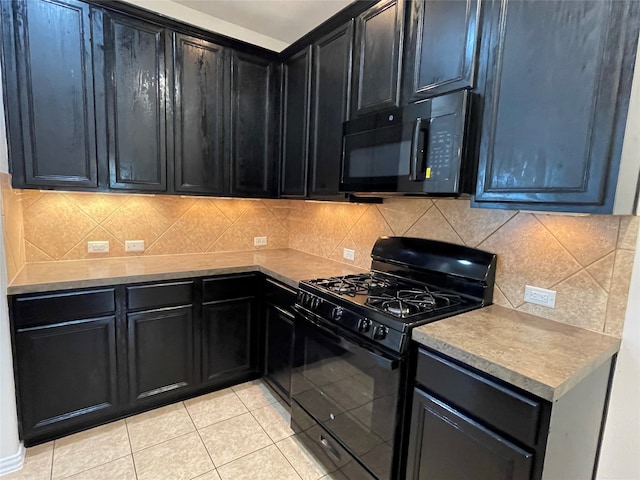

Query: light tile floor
[4,380,343,480]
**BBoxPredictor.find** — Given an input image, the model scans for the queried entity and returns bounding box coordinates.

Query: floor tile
[217,445,301,480]
[232,380,278,410]
[251,402,294,443]
[192,470,222,480]
[133,431,213,480]
[63,455,136,480]
[52,421,130,479]
[126,402,195,451]
[199,412,272,467]
[319,473,348,480]
[276,436,336,480]
[184,388,248,429]
[2,442,53,480]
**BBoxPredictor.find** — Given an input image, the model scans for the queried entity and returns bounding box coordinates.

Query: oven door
[291,309,405,480]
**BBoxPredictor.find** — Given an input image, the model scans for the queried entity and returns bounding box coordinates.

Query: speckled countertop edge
[7,249,366,294]
[412,305,621,402]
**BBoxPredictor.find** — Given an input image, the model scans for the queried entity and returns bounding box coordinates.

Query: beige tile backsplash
[0,174,637,337]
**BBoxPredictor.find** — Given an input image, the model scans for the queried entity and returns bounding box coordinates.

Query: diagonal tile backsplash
[287,198,638,336]
[0,172,637,338]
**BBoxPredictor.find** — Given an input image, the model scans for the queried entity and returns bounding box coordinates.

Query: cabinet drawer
[416,348,542,446]
[126,281,194,311]
[264,277,296,312]
[12,288,116,329]
[202,274,259,303]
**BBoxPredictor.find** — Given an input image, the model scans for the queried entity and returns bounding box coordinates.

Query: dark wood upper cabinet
[402,0,481,102]
[473,0,640,212]
[352,0,404,117]
[308,23,354,197]
[281,47,312,197]
[171,33,227,195]
[0,0,100,189]
[230,51,279,197]
[103,12,168,192]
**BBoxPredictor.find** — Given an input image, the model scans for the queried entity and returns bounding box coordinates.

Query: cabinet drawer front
[202,274,259,303]
[126,281,194,311]
[416,348,542,446]
[12,289,116,329]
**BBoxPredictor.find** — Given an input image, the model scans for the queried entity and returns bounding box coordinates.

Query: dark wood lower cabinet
[9,275,265,446]
[127,306,195,407]
[406,388,533,480]
[14,316,120,444]
[201,297,259,386]
[264,304,294,403]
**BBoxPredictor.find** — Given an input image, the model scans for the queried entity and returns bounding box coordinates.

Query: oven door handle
[294,305,401,372]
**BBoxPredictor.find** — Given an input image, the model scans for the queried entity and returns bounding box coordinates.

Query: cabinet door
[202,297,259,385]
[103,12,167,191]
[402,0,480,101]
[0,0,99,188]
[264,304,294,403]
[406,389,533,480]
[309,23,353,197]
[230,52,278,197]
[281,47,312,197]
[474,0,640,212]
[15,317,119,443]
[127,306,195,406]
[352,0,404,117]
[172,33,227,194]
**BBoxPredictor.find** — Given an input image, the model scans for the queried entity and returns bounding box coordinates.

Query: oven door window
[342,124,413,191]
[292,317,401,480]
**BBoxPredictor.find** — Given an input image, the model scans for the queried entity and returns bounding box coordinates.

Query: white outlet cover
[524,285,556,308]
[343,248,355,261]
[125,240,145,252]
[254,236,267,246]
[87,241,109,253]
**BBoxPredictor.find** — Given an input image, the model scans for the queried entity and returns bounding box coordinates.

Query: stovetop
[296,271,482,354]
[308,272,465,319]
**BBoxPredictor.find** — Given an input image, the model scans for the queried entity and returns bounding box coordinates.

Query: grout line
[432,202,464,244]
[56,451,133,480]
[401,203,434,236]
[50,441,55,480]
[473,212,518,248]
[184,399,218,471]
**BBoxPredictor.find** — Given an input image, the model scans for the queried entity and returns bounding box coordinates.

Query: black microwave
[340,90,476,196]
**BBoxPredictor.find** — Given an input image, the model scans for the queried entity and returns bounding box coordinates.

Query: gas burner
[310,274,398,297]
[366,287,462,318]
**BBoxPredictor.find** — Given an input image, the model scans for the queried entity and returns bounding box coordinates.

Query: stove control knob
[373,325,388,340]
[312,297,321,309]
[332,306,344,321]
[357,318,371,333]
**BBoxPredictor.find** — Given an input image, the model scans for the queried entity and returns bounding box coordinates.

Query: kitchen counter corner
[412,304,621,402]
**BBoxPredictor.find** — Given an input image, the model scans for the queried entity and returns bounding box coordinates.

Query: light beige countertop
[8,248,366,294]
[412,304,621,401]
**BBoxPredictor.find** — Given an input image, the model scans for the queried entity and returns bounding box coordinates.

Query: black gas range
[296,236,497,355]
[290,237,496,480]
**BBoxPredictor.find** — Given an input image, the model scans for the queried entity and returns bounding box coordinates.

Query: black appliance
[290,237,496,480]
[340,90,475,196]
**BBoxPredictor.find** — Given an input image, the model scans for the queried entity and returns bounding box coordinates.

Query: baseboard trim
[0,443,24,476]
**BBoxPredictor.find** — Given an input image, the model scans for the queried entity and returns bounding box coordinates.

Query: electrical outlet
[343,248,355,261]
[87,241,109,253]
[125,240,145,252]
[254,236,267,246]
[524,285,556,308]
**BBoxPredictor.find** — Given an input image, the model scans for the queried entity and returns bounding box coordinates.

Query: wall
[289,198,638,337]
[0,63,22,474]
[14,189,290,262]
[598,227,640,479]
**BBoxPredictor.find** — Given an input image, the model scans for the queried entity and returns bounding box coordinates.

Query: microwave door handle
[409,118,427,182]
